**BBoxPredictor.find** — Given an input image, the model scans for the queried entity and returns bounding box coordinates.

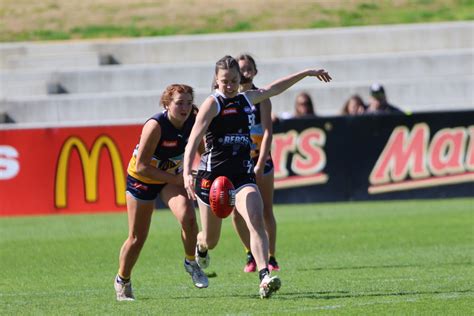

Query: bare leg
[234,185,268,271]
[160,184,198,257]
[259,171,276,257]
[196,199,222,251]
[231,209,251,250]
[118,193,154,278]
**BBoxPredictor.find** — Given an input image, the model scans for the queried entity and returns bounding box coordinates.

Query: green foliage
[1,198,472,314]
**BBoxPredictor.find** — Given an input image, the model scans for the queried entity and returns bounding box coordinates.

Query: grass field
[0,0,472,42]
[1,198,473,315]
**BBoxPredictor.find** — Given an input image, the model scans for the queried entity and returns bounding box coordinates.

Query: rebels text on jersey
[199,91,256,174]
[128,110,196,184]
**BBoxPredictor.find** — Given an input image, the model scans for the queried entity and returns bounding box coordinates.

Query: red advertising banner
[0,125,142,216]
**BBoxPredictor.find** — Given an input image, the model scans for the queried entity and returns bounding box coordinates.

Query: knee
[128,233,147,249]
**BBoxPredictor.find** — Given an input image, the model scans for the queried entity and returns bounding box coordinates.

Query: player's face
[238,59,256,84]
[216,68,241,97]
[167,92,193,124]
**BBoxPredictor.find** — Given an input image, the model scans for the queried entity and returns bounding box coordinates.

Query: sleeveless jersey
[198,91,255,175]
[127,110,196,184]
[249,84,264,159]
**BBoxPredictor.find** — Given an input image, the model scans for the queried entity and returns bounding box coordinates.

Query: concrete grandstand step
[30,48,470,95]
[0,41,97,69]
[94,21,474,65]
[0,22,472,69]
[1,75,471,123]
[2,48,472,98]
[2,51,100,70]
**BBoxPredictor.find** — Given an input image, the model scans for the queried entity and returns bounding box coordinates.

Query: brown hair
[212,55,241,89]
[295,92,315,116]
[236,53,258,73]
[341,94,365,115]
[160,84,194,109]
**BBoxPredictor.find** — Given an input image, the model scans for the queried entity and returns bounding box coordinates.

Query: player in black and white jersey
[231,54,280,274]
[183,56,331,298]
[115,84,207,302]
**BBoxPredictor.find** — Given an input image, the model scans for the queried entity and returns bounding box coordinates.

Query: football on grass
[209,176,235,218]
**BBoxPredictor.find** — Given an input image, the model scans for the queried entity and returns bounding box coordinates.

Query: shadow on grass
[168,288,472,301]
[300,261,472,272]
[277,288,473,300]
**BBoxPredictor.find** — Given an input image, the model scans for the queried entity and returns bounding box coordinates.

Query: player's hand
[184,173,196,200]
[308,69,332,82]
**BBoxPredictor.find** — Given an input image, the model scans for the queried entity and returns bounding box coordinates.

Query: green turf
[1,198,473,315]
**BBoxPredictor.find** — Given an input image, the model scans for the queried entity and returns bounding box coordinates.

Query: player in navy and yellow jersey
[231,54,280,274]
[183,55,331,298]
[114,84,208,302]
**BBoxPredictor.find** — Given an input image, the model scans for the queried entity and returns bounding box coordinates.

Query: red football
[209,176,236,218]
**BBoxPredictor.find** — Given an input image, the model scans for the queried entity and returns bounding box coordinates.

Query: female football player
[114,84,208,301]
[232,54,279,273]
[183,56,331,298]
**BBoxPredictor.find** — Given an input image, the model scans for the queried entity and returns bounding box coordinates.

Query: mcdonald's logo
[55,135,126,208]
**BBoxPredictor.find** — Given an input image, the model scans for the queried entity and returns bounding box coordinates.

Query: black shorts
[252,156,274,175]
[195,170,256,205]
[126,175,166,201]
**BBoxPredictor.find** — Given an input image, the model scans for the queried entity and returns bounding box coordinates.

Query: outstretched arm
[246,69,331,105]
[183,96,218,200]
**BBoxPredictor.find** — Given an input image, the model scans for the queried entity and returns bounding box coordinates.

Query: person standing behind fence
[341,94,366,115]
[114,84,208,302]
[367,83,404,114]
[183,55,331,298]
[232,53,280,273]
[278,91,316,120]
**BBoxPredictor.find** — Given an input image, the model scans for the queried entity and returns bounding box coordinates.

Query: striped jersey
[198,90,256,175]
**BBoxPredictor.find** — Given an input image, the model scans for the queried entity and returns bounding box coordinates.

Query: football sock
[259,268,270,281]
[116,274,130,284]
[197,246,208,258]
[185,254,195,262]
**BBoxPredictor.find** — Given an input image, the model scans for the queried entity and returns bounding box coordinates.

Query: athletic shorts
[194,170,256,206]
[126,175,166,201]
[252,156,274,175]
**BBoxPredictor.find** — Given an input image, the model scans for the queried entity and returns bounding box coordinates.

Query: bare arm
[136,120,183,185]
[183,96,218,199]
[246,69,331,105]
[254,98,273,182]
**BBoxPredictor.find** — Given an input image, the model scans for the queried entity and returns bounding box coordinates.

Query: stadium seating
[0,21,472,124]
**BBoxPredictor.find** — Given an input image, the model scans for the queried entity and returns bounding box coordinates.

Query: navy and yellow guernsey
[127,110,196,184]
[249,85,272,162]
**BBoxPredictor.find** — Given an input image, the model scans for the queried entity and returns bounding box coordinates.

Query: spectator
[367,83,404,114]
[341,94,366,115]
[294,92,316,117]
[279,92,316,120]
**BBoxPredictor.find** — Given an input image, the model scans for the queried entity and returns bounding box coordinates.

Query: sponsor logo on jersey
[222,134,251,146]
[131,181,149,191]
[222,108,238,115]
[201,179,212,189]
[162,140,178,147]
